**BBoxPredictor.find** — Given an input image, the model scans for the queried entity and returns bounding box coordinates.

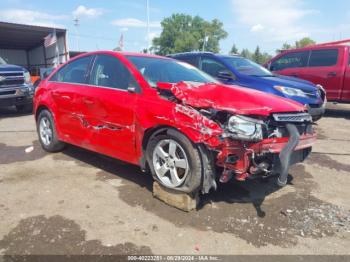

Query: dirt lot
[0,105,349,256]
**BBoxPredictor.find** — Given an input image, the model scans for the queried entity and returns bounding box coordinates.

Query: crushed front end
[201,111,316,192]
[155,81,317,194]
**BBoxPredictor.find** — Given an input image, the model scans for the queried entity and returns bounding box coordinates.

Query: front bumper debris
[215,126,316,185]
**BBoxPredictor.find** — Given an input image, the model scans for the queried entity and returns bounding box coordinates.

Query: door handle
[327,72,337,77]
[61,95,71,100]
[52,91,71,100]
[83,98,94,105]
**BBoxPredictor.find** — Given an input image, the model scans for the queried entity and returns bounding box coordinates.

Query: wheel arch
[139,125,197,171]
[35,104,63,140]
[35,104,50,121]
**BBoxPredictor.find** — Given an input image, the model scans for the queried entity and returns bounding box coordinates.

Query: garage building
[0,21,69,77]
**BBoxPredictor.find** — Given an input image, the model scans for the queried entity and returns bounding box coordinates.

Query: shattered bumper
[214,130,316,185]
[254,132,316,153]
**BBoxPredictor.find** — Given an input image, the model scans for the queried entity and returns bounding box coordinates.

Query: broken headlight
[227,115,264,141]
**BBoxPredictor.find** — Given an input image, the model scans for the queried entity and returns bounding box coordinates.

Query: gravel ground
[0,105,349,256]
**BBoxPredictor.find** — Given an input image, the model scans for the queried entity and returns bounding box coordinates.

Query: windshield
[0,57,6,65]
[221,56,273,77]
[126,56,218,87]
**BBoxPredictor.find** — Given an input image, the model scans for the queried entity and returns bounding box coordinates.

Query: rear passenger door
[48,55,93,144]
[302,48,343,100]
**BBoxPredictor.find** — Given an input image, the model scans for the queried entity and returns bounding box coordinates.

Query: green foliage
[152,13,228,55]
[240,48,252,59]
[276,37,316,53]
[295,37,316,48]
[250,46,272,65]
[229,44,239,54]
[252,46,263,64]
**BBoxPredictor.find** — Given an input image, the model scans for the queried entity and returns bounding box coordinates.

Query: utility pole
[146,0,151,53]
[202,35,209,52]
[73,17,80,51]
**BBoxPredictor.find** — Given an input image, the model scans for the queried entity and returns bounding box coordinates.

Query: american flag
[44,30,57,48]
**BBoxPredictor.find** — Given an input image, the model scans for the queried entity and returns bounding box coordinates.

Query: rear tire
[146,129,202,194]
[37,109,65,152]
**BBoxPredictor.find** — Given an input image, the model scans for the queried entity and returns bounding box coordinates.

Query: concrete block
[153,182,199,212]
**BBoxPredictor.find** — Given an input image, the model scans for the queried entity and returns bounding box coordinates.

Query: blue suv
[169,52,326,121]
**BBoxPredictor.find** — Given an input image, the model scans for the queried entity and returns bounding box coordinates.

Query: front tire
[37,109,65,152]
[146,129,203,193]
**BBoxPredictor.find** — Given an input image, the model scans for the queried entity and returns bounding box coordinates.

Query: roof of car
[72,50,170,60]
[168,52,241,58]
[277,40,350,54]
[118,51,170,59]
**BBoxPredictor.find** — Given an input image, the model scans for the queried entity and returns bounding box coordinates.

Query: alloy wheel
[152,139,189,188]
[39,117,53,146]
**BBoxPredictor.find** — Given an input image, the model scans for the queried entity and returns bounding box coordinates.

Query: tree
[261,52,272,65]
[229,44,239,54]
[252,46,264,64]
[280,42,293,51]
[240,48,252,59]
[250,46,272,65]
[277,38,316,53]
[295,37,316,48]
[152,13,228,55]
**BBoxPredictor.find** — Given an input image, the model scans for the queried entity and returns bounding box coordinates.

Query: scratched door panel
[75,84,137,163]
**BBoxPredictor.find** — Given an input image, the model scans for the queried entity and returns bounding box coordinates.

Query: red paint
[265,41,350,102]
[34,51,316,183]
[215,133,316,178]
[158,81,305,116]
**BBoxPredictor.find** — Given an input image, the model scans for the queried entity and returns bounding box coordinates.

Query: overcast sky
[0,0,350,54]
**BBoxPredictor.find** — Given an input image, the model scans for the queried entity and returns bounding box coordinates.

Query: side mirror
[217,70,235,81]
[127,86,137,93]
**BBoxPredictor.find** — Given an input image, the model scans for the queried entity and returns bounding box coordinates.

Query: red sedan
[34,51,316,194]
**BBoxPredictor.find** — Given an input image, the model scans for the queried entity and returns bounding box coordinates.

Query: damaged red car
[34,51,316,194]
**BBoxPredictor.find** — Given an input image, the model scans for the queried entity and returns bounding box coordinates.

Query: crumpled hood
[157,82,306,116]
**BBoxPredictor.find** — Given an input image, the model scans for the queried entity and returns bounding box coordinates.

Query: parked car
[169,52,326,121]
[0,56,34,112]
[34,51,316,194]
[265,39,350,103]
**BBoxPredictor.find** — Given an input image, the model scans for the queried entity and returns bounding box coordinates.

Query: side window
[348,51,350,66]
[50,56,92,84]
[89,54,136,90]
[270,51,309,71]
[309,49,338,67]
[201,57,227,77]
[178,56,199,67]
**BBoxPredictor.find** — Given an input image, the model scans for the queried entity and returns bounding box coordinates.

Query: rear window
[270,51,309,71]
[309,49,338,67]
[50,56,92,84]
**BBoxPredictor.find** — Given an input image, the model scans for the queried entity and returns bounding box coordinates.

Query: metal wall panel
[0,49,27,67]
